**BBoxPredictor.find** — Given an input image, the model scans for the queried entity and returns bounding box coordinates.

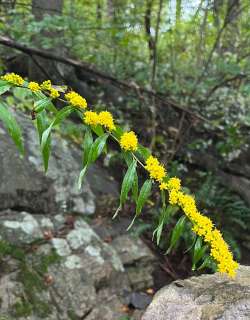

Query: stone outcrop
[142,265,250,320]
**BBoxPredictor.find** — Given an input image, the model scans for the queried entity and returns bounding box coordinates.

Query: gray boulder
[142,265,250,320]
[0,110,96,215]
[0,210,127,319]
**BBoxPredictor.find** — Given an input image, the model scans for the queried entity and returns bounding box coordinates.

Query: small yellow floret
[98,111,116,131]
[50,88,60,99]
[65,91,87,109]
[84,111,99,126]
[120,131,138,151]
[159,182,168,190]
[40,80,52,90]
[167,177,181,191]
[1,73,24,86]
[169,190,179,205]
[145,155,166,182]
[28,81,40,92]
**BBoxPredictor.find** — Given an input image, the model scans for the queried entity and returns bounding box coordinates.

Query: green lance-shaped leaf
[13,87,30,101]
[41,105,74,171]
[0,102,24,154]
[137,144,151,161]
[197,255,216,271]
[120,159,137,206]
[132,171,139,202]
[87,133,109,164]
[36,111,51,172]
[82,129,93,166]
[153,205,179,246]
[0,80,11,95]
[78,132,108,190]
[136,179,152,215]
[192,237,208,270]
[112,125,124,140]
[78,166,88,190]
[34,97,55,113]
[166,216,186,254]
[91,124,104,137]
[33,91,57,113]
[127,179,152,230]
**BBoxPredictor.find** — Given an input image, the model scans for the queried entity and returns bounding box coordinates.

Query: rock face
[142,265,250,320]
[0,210,154,319]
[0,110,96,215]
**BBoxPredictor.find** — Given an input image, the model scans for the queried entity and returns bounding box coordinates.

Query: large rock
[0,210,128,319]
[142,265,250,320]
[0,110,118,216]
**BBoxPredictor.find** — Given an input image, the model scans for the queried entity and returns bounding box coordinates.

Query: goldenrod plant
[0,73,238,277]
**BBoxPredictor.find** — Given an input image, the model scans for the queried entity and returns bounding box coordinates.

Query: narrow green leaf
[122,151,133,167]
[153,205,179,246]
[78,166,88,189]
[34,97,54,113]
[41,105,74,171]
[132,172,139,202]
[137,144,151,161]
[0,84,11,95]
[33,91,57,113]
[192,237,208,270]
[112,125,124,139]
[36,111,51,172]
[13,87,29,100]
[0,103,24,154]
[136,179,152,215]
[83,129,93,166]
[197,255,215,271]
[91,124,104,137]
[120,159,137,206]
[166,216,186,254]
[87,133,109,164]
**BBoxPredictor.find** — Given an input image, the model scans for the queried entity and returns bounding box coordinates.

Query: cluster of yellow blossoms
[1,73,60,99]
[84,110,116,131]
[65,91,87,109]
[40,80,60,99]
[120,131,138,151]
[28,81,40,92]
[145,156,166,182]
[0,73,238,277]
[159,175,238,277]
[1,73,24,86]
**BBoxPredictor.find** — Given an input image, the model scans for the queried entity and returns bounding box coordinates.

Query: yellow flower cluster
[165,188,238,277]
[120,131,138,151]
[40,80,60,99]
[156,161,238,276]
[40,80,52,90]
[84,110,116,131]
[160,177,181,191]
[65,91,87,109]
[28,81,40,92]
[84,111,99,126]
[145,155,166,182]
[1,73,24,86]
[98,111,116,131]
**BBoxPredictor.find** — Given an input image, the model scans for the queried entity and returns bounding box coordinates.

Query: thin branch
[0,36,209,123]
